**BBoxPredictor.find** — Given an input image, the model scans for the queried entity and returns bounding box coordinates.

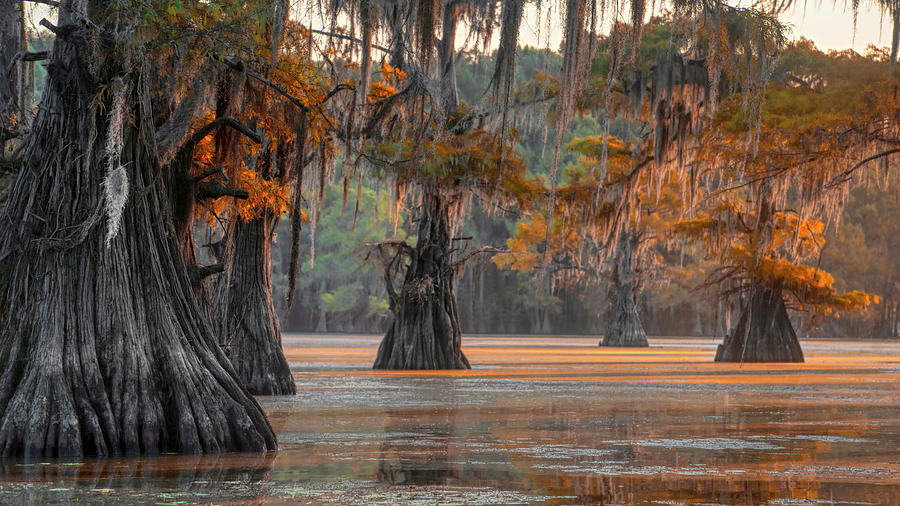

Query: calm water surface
[2,335,899,504]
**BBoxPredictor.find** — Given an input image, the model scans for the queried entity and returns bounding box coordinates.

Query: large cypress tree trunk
[714,284,804,363]
[601,233,648,347]
[374,188,470,370]
[0,9,275,458]
[219,213,296,395]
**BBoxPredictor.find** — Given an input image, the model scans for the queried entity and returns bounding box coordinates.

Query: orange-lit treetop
[676,40,893,319]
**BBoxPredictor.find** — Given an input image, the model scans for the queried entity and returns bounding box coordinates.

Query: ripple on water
[634,437,782,450]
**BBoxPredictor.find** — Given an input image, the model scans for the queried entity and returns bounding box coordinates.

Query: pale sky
[515,2,893,53]
[781,3,892,51]
[27,1,894,53]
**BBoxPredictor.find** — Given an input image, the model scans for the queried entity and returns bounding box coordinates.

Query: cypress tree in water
[374,187,471,369]
[0,0,275,457]
[602,233,648,347]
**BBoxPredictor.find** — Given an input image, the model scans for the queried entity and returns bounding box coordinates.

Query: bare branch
[188,116,262,149]
[192,166,228,183]
[197,181,249,200]
[213,55,309,112]
[309,29,391,54]
[11,51,49,64]
[322,83,353,104]
[825,147,900,188]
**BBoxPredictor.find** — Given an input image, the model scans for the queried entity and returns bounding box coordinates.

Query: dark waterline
[1,335,898,504]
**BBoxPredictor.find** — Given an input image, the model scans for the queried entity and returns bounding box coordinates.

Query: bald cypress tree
[0,0,275,457]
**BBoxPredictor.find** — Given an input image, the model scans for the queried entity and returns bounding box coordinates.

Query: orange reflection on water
[287,336,900,393]
[2,335,897,504]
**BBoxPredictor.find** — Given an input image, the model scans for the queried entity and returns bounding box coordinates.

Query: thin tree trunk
[715,284,804,363]
[437,3,459,114]
[316,280,328,332]
[219,214,296,395]
[693,302,704,336]
[477,263,486,332]
[374,187,470,369]
[0,13,275,458]
[601,233,648,347]
[891,6,900,69]
[1,0,32,147]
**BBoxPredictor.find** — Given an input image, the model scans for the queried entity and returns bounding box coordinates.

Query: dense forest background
[260,47,899,339]
[19,35,899,340]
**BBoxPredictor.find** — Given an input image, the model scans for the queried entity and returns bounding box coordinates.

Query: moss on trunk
[374,188,470,370]
[0,16,275,458]
[601,233,648,347]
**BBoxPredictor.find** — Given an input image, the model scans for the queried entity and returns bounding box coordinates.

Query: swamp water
[1,335,898,504]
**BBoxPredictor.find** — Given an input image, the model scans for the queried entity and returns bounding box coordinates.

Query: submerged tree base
[715,285,804,363]
[601,310,648,347]
[600,233,648,347]
[374,309,472,370]
[221,216,296,396]
[373,188,471,370]
[0,28,275,457]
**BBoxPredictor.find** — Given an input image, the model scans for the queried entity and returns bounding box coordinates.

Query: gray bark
[601,233,648,347]
[1,0,33,147]
[715,284,805,363]
[218,214,296,396]
[374,187,470,369]
[0,6,275,457]
[437,3,459,114]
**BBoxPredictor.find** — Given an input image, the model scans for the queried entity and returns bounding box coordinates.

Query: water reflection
[0,453,276,503]
[1,336,899,504]
[376,409,461,486]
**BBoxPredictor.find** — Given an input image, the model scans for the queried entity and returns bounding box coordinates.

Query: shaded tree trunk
[693,302,704,336]
[601,233,648,347]
[437,2,459,114]
[374,188,470,369]
[0,11,275,458]
[715,284,804,363]
[316,280,328,332]
[1,0,32,149]
[218,214,296,395]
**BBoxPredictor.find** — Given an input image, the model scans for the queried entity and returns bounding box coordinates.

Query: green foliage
[27,33,53,101]
[320,284,357,313]
[275,181,405,330]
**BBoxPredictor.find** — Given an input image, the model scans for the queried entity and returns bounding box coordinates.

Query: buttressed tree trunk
[219,212,296,395]
[601,233,648,347]
[715,284,804,363]
[0,6,275,458]
[374,188,470,370]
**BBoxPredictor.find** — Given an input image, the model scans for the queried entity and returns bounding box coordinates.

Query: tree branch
[213,55,309,112]
[189,263,225,286]
[192,166,228,182]
[189,116,261,149]
[197,181,249,200]
[323,83,353,104]
[825,147,900,188]
[309,29,391,54]
[12,51,49,64]
[38,19,76,39]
